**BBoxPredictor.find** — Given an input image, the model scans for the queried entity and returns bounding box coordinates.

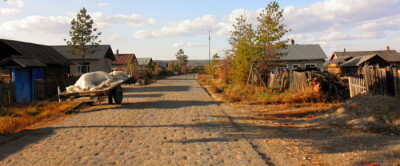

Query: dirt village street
[0,75,399,165]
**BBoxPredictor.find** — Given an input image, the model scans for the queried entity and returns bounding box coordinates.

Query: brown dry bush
[0,101,76,135]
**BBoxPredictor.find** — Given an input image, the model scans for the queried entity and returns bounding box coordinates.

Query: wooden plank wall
[348,65,400,98]
[0,82,16,106]
[268,71,310,91]
[34,77,79,100]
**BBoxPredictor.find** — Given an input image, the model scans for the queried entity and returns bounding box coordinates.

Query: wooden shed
[0,39,72,102]
[339,54,390,75]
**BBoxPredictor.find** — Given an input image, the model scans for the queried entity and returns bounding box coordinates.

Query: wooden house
[52,45,116,74]
[339,54,390,75]
[327,47,400,75]
[276,40,328,70]
[0,39,72,102]
[112,51,136,71]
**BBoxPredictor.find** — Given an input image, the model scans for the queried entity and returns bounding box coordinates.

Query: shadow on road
[122,100,222,109]
[123,94,164,98]
[0,128,56,161]
[130,86,191,92]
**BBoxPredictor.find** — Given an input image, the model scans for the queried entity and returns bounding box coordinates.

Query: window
[292,64,301,69]
[276,64,288,71]
[305,63,316,68]
[78,62,90,74]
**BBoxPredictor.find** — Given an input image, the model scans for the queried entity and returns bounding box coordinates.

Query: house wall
[280,60,325,70]
[69,58,112,74]
[45,66,68,79]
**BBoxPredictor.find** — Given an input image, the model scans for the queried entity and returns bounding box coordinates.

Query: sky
[1,0,400,60]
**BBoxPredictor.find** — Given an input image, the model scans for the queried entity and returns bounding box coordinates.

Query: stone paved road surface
[0,75,268,165]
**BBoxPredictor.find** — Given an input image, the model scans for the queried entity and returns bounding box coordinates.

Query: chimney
[290,39,295,45]
[387,46,390,51]
[116,49,119,56]
[344,48,346,53]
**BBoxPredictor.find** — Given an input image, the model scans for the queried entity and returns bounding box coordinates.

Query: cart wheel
[108,94,113,104]
[113,85,123,104]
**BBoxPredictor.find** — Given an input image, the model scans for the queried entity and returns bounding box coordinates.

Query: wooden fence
[348,65,400,98]
[348,77,366,98]
[268,70,310,91]
[34,77,79,100]
[0,82,16,106]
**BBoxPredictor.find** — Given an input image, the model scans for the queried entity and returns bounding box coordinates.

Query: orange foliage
[0,101,76,135]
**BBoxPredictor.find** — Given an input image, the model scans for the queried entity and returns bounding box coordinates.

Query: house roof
[137,57,152,65]
[325,55,353,66]
[0,55,47,68]
[113,54,136,65]
[333,50,400,62]
[52,45,116,61]
[340,54,379,68]
[279,44,328,61]
[0,39,72,66]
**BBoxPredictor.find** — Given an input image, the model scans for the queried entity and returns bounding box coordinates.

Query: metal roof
[333,50,400,62]
[136,57,152,66]
[0,55,47,68]
[0,39,72,66]
[340,54,375,67]
[279,44,328,61]
[52,45,116,61]
[113,54,136,65]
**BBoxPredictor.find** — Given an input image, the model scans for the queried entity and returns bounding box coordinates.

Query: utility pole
[208,28,211,63]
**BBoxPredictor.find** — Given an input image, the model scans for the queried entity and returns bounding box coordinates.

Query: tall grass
[0,101,76,135]
[198,74,327,104]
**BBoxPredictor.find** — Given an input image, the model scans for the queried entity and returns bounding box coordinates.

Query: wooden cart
[57,80,126,104]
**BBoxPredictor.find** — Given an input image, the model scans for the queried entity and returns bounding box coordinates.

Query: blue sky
[1,0,400,60]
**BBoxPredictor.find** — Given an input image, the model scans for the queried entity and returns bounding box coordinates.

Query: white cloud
[97,3,109,8]
[92,12,157,29]
[284,0,400,33]
[5,0,24,8]
[0,12,156,35]
[0,15,70,34]
[173,42,206,48]
[106,33,121,40]
[0,7,20,15]
[133,15,216,39]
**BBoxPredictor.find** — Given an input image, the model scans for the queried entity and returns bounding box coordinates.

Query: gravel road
[0,74,270,165]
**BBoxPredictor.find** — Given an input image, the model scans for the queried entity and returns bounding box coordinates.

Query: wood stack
[268,70,309,91]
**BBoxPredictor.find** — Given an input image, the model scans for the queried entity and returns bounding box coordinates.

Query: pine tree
[175,49,188,73]
[256,1,290,76]
[65,7,101,73]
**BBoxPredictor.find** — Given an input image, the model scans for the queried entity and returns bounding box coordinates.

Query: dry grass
[0,101,76,135]
[197,74,327,104]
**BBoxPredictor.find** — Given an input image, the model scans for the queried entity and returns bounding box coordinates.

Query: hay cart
[57,79,126,104]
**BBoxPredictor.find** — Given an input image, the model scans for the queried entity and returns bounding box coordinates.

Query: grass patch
[0,101,76,135]
[198,74,327,104]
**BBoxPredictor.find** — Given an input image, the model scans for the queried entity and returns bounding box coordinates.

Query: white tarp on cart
[66,71,129,93]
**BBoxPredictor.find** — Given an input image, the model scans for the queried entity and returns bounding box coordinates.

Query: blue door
[12,68,32,102]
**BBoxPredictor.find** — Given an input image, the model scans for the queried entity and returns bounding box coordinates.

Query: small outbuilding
[339,54,390,75]
[0,39,72,102]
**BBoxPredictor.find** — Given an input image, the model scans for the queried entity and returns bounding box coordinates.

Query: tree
[227,1,290,85]
[124,57,138,78]
[256,1,290,77]
[206,53,221,78]
[65,7,101,73]
[229,15,258,85]
[175,49,188,73]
